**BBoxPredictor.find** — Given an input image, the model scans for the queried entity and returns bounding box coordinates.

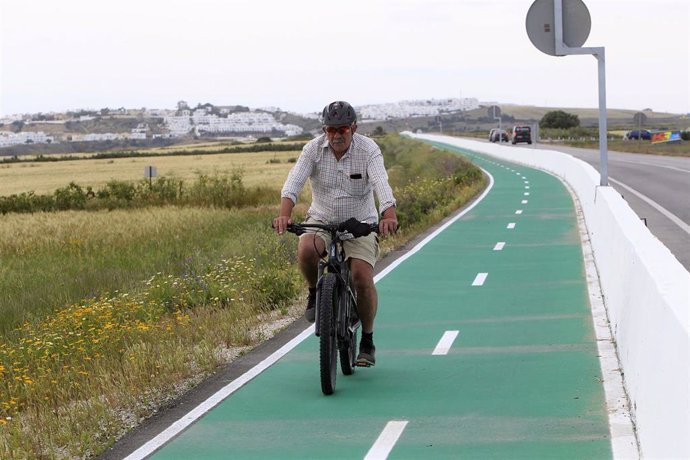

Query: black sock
[362,332,373,344]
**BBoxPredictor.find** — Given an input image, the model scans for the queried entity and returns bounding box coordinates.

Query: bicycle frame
[285,221,377,334]
[284,219,378,393]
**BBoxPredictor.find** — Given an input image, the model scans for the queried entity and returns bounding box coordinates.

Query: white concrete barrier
[409,133,690,459]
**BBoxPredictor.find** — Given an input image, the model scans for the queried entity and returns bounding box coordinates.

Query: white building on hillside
[165,111,303,137]
[358,97,480,121]
[0,131,55,147]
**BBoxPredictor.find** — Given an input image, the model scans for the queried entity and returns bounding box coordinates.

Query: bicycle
[285,218,379,395]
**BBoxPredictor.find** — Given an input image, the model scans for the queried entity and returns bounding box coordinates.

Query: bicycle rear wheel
[318,273,338,395]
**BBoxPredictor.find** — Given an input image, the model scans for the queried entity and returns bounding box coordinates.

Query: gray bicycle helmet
[322,101,357,126]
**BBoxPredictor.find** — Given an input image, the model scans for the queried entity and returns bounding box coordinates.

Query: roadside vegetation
[460,108,689,156]
[0,134,485,458]
[538,110,690,156]
[0,141,305,164]
[538,128,690,156]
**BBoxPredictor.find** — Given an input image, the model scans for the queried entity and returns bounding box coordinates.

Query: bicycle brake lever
[286,224,305,235]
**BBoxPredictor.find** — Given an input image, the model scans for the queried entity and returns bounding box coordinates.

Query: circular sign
[526,0,591,56]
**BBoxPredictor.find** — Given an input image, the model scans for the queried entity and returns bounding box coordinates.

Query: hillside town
[0,97,480,149]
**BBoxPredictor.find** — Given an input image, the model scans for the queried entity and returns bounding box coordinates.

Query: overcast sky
[1,0,688,116]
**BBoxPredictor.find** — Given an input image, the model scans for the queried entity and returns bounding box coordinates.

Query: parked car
[625,129,652,140]
[511,125,532,144]
[489,129,509,142]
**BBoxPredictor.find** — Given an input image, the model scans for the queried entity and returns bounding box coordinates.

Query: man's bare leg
[297,234,325,288]
[350,258,377,333]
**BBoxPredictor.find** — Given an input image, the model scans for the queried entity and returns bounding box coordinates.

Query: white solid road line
[611,157,690,174]
[609,176,690,236]
[374,170,495,282]
[432,330,460,355]
[364,420,409,460]
[124,326,315,460]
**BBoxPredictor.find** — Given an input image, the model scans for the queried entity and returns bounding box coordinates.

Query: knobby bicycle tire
[318,273,338,395]
[339,285,357,376]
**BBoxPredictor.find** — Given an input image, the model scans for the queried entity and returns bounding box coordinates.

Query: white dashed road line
[364,421,409,460]
[472,272,488,286]
[432,330,460,355]
[493,242,506,251]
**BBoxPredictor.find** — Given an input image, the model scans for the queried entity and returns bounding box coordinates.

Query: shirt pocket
[346,172,367,196]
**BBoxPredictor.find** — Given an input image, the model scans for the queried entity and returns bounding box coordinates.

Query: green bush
[54,183,87,210]
[0,171,278,215]
[540,110,580,129]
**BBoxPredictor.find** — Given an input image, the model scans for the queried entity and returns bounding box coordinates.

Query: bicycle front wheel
[318,273,338,395]
[339,289,358,376]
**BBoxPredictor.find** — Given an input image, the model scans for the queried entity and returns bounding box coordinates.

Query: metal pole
[554,0,564,52]
[595,49,609,185]
[552,0,608,186]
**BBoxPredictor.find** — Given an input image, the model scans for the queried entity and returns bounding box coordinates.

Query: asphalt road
[512,142,690,271]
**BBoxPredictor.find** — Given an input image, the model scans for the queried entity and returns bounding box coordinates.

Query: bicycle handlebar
[286,220,379,238]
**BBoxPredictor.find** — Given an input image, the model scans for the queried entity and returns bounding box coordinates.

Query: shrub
[0,172,273,214]
[540,110,580,129]
[54,183,87,210]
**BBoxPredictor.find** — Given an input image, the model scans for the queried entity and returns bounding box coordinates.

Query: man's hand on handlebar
[379,218,398,237]
[272,216,292,235]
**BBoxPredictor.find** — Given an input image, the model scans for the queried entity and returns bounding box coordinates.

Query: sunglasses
[324,126,352,135]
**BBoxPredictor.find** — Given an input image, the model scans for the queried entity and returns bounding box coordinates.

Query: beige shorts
[301,217,379,268]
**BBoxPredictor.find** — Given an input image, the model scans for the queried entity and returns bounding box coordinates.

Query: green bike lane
[145,143,612,459]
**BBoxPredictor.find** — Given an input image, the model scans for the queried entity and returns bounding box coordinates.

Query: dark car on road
[625,129,652,140]
[489,128,509,143]
[511,126,532,144]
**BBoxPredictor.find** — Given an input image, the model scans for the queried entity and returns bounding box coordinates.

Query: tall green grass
[0,206,286,334]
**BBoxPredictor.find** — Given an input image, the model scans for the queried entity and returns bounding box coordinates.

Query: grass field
[0,206,281,333]
[0,150,299,196]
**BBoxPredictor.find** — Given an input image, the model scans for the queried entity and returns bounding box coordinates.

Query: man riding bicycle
[273,101,398,367]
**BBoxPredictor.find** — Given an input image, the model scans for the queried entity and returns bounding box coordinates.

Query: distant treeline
[0,142,307,164]
[0,138,178,157]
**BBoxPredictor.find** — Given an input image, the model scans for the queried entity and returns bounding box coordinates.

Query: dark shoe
[356,338,376,367]
[305,289,316,323]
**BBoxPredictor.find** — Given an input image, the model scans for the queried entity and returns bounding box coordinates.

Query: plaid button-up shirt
[281,133,396,224]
